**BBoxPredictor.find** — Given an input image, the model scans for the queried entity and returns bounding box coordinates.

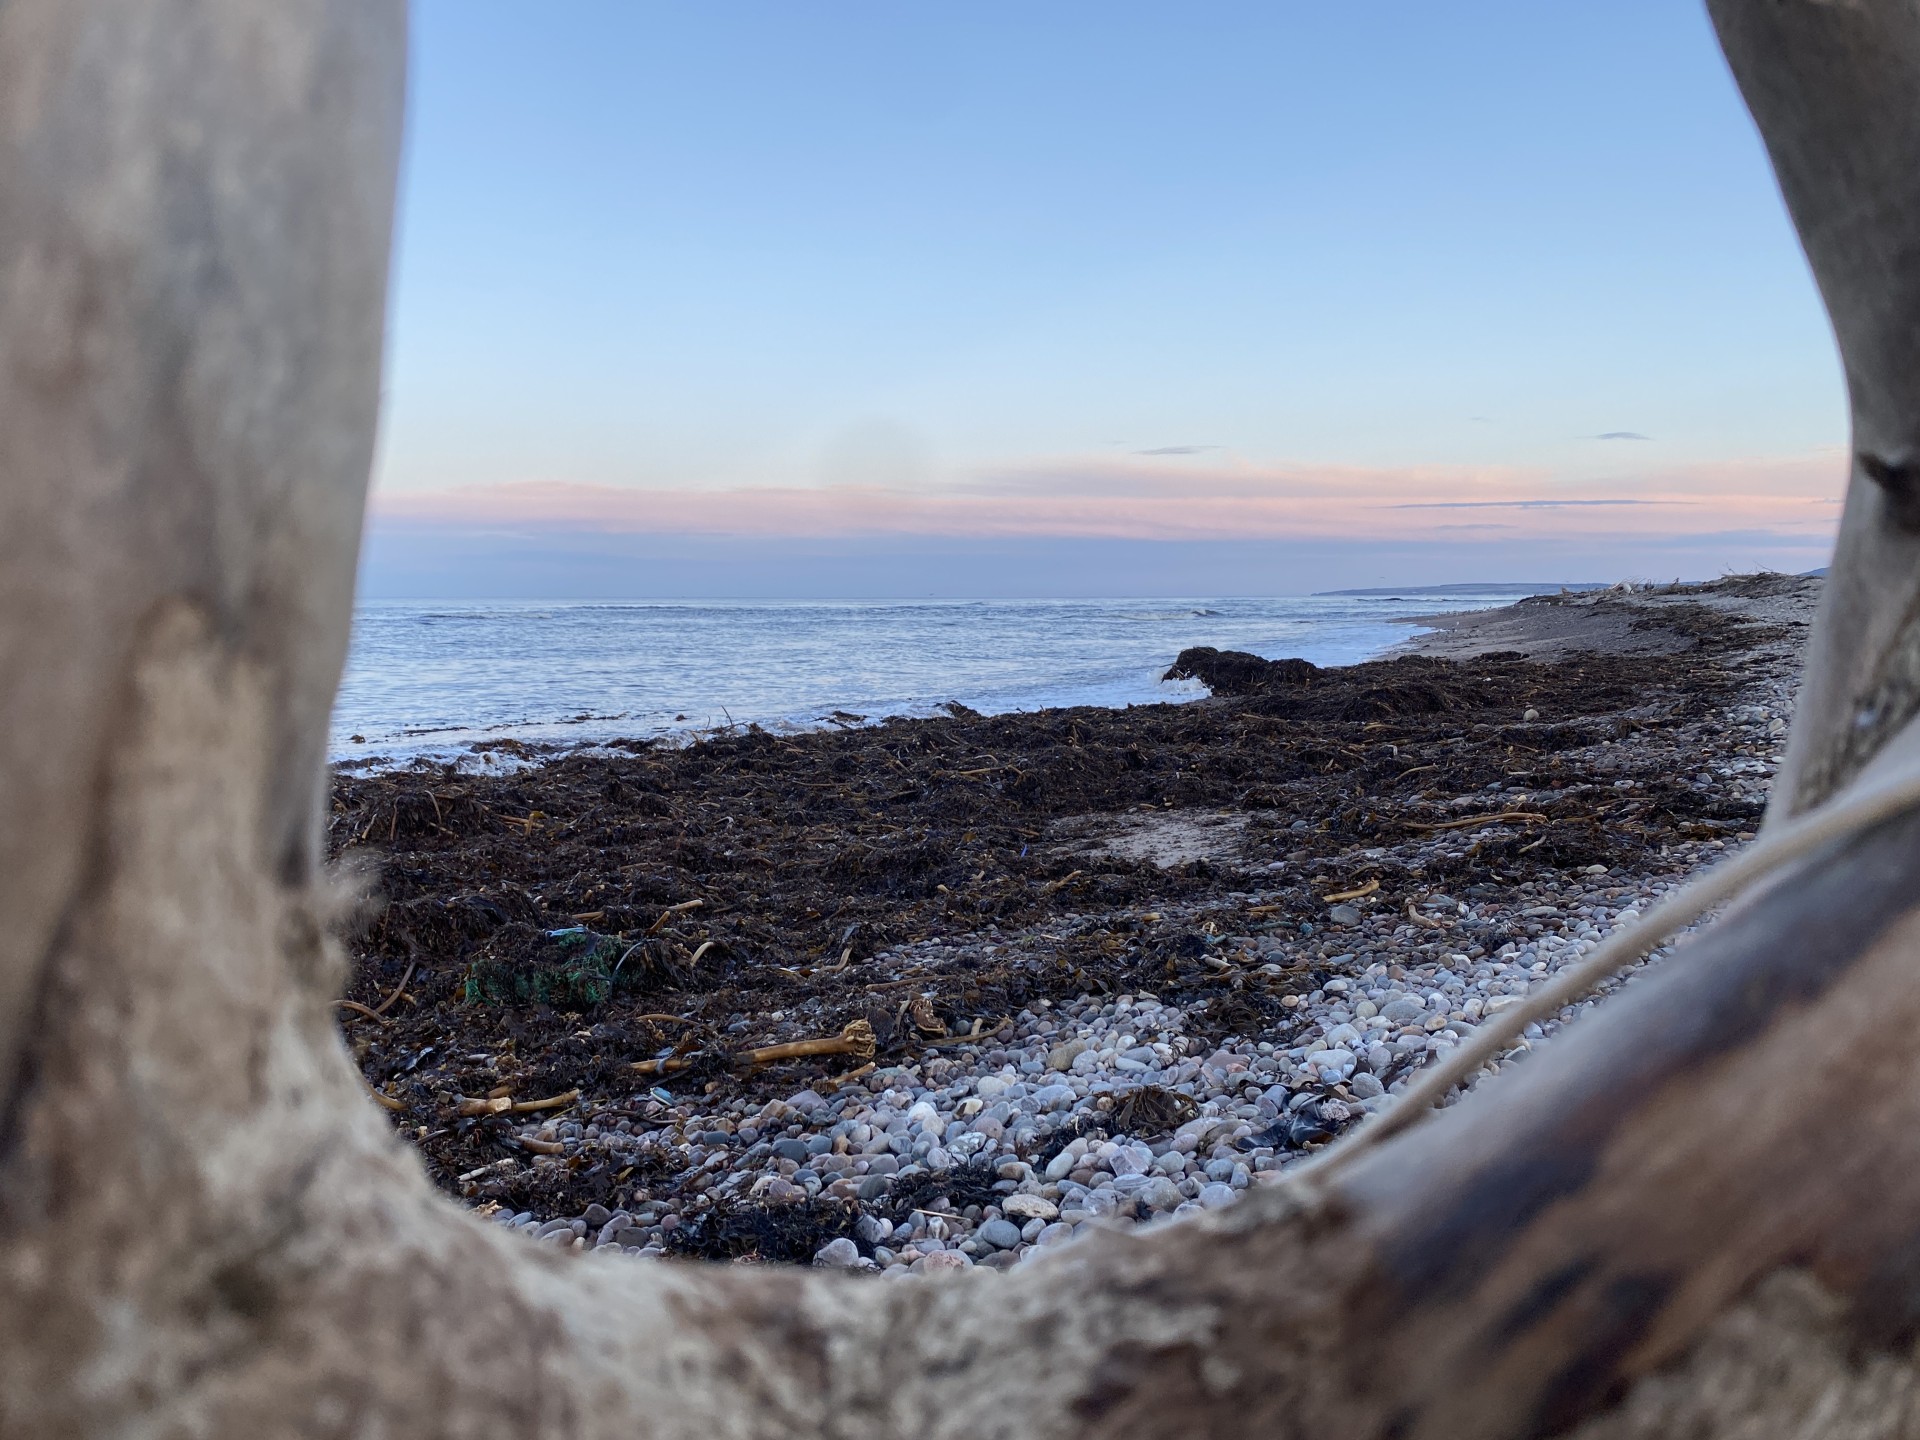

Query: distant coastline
[1315,582,1607,598]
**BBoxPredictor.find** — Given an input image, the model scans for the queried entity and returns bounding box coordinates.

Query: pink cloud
[370,450,1846,544]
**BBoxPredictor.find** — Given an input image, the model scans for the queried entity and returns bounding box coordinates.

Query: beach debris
[332,576,1806,1243]
[334,955,416,1024]
[646,899,703,935]
[512,1090,579,1114]
[630,1057,694,1076]
[1320,879,1380,903]
[364,1080,407,1112]
[740,1020,877,1068]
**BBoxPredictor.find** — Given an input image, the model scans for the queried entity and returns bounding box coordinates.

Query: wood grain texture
[1712,0,1920,820]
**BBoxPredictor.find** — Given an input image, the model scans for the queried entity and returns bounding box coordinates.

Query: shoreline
[327,592,1529,772]
[330,573,1816,1270]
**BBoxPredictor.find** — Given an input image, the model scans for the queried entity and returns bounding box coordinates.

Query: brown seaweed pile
[328,592,1786,1217]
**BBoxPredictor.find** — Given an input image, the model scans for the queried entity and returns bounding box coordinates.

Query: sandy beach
[330,573,1816,1268]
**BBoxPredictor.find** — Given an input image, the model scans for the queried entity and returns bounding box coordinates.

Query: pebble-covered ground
[432,578,1812,1274]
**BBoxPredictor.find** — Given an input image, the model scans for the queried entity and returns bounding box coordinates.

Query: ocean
[329,591,1529,765]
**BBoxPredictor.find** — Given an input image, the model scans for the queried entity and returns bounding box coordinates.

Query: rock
[1523,707,1540,722]
[1047,1039,1090,1071]
[921,1249,973,1272]
[1308,1047,1356,1082]
[978,1218,1024,1249]
[1350,1072,1385,1099]
[1035,1222,1076,1247]
[1328,904,1361,925]
[1198,1182,1238,1209]
[1162,647,1319,695]
[813,1237,862,1268]
[1380,998,1426,1025]
[785,1089,827,1113]
[1109,1142,1154,1176]
[1001,1194,1058,1221]
[857,1174,893,1201]
[854,1214,894,1244]
[1143,1177,1184,1212]
[771,1138,810,1163]
[581,1203,611,1228]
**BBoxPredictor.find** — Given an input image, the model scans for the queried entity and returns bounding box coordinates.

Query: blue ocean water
[329,592,1525,765]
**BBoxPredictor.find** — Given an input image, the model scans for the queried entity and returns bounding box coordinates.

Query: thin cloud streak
[373,450,1844,546]
[1391,498,1689,510]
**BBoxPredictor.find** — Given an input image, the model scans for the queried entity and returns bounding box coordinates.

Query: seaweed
[665,1197,864,1263]
[327,584,1794,1216]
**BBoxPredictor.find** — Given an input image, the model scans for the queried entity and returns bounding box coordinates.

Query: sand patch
[1055,809,1250,869]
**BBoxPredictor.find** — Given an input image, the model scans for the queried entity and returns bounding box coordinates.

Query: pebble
[1047,1039,1090,1071]
[977,1218,1024,1250]
[1001,1194,1058,1221]
[813,1237,862,1267]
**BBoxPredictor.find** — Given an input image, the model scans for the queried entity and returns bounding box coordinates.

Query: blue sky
[365,1,1846,597]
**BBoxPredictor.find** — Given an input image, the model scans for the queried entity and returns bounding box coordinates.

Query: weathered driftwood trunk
[6,2,1920,1437]
[1733,0,1920,821]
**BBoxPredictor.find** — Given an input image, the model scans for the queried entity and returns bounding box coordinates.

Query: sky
[363,1,1849,598]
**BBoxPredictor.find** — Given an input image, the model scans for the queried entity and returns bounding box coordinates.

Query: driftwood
[6,2,1920,1436]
